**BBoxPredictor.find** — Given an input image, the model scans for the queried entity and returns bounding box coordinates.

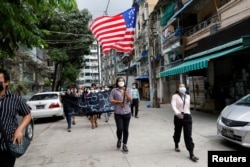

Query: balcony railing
[184,14,219,37]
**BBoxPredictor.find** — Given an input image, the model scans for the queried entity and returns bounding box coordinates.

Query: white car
[27,92,65,119]
[217,94,250,148]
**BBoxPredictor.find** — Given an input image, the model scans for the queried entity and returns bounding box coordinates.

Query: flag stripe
[89,7,137,54]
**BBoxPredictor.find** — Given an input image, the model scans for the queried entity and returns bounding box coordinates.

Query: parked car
[217,94,250,148]
[17,115,34,141]
[26,92,65,119]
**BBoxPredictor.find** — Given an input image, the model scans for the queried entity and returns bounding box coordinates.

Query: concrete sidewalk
[16,101,235,167]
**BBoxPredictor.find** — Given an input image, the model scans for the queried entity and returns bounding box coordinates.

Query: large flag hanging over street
[90,7,137,54]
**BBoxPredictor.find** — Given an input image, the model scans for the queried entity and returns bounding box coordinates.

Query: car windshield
[235,95,250,106]
[29,94,59,101]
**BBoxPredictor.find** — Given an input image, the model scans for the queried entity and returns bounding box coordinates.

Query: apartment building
[78,41,101,87]
[1,46,52,95]
[152,0,250,112]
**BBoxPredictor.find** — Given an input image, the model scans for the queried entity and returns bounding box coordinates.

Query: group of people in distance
[0,67,199,167]
[61,83,112,131]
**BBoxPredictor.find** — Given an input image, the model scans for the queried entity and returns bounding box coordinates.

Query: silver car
[217,94,250,148]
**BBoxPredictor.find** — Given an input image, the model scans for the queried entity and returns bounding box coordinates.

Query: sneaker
[72,121,76,125]
[122,145,128,153]
[117,140,121,149]
[67,129,71,132]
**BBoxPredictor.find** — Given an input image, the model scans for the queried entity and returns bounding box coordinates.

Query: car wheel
[25,121,34,140]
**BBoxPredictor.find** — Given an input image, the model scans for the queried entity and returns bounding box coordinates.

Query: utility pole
[152,38,160,108]
[145,2,153,107]
[146,2,160,108]
[104,0,111,15]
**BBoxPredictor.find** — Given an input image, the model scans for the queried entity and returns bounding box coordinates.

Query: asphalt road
[15,101,249,167]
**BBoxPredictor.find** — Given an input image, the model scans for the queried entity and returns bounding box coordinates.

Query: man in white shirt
[131,83,140,118]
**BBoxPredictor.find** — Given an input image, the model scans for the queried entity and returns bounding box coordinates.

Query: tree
[0,0,77,57]
[39,9,94,90]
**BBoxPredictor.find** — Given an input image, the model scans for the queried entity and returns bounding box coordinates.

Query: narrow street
[15,101,248,167]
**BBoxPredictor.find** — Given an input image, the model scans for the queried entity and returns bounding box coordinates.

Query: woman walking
[171,83,199,162]
[109,77,132,153]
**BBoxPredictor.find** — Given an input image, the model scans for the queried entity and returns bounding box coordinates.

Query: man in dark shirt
[0,69,32,167]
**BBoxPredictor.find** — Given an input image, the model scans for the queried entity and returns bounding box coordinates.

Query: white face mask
[179,87,186,94]
[105,87,109,91]
[118,81,125,87]
[132,85,136,89]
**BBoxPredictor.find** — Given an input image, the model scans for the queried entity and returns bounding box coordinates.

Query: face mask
[179,87,186,94]
[0,81,4,92]
[95,90,99,93]
[118,82,125,87]
[105,88,109,91]
[132,86,136,89]
[87,90,90,94]
[90,90,95,93]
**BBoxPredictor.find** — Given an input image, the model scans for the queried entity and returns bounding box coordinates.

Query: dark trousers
[131,99,139,116]
[65,107,74,129]
[114,113,131,144]
[0,151,16,167]
[173,114,194,151]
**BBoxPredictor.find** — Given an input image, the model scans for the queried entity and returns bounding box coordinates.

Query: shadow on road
[33,117,64,124]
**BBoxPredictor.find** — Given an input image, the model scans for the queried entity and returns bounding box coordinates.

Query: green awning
[160,2,175,26]
[158,45,245,78]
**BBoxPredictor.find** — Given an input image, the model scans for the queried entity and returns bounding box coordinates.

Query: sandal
[175,148,180,152]
[190,156,199,162]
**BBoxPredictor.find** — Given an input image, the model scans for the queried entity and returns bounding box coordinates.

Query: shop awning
[158,45,245,78]
[135,74,149,80]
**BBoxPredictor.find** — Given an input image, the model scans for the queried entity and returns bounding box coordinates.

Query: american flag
[89,7,137,54]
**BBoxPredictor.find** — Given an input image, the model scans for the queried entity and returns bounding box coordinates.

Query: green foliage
[0,0,77,57]
[40,9,94,90]
[43,79,51,87]
[9,78,29,95]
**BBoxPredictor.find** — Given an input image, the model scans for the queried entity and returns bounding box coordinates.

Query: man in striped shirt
[0,69,32,167]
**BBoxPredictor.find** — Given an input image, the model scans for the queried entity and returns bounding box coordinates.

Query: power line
[48,30,93,37]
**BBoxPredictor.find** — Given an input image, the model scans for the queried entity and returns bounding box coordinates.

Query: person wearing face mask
[131,82,140,118]
[0,69,32,167]
[171,83,199,162]
[109,77,132,153]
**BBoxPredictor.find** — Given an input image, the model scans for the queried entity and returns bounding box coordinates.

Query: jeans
[104,112,110,120]
[0,151,16,167]
[114,113,131,144]
[65,107,74,129]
